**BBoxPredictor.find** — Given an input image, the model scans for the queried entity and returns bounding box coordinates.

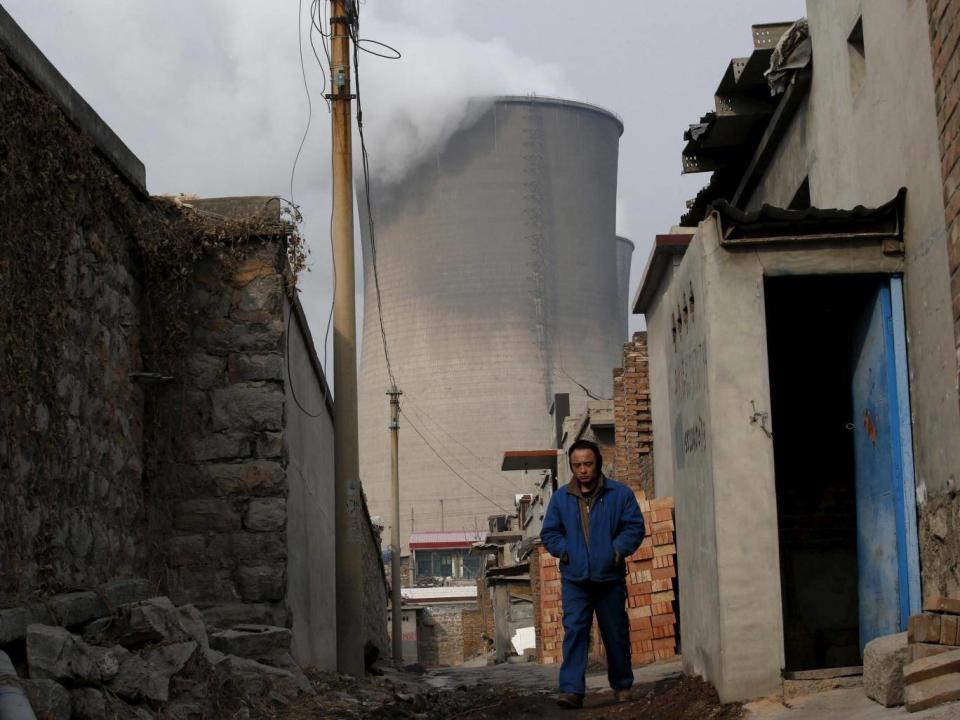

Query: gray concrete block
[99,579,153,609]
[47,591,107,627]
[211,384,283,432]
[214,655,302,699]
[82,597,191,648]
[27,625,127,683]
[22,678,70,720]
[237,566,285,603]
[228,353,284,383]
[209,625,292,660]
[244,498,287,532]
[864,631,908,706]
[204,461,285,496]
[174,498,241,532]
[109,641,197,703]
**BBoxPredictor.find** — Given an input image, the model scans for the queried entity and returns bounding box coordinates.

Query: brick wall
[928,0,960,400]
[613,333,654,496]
[417,604,472,667]
[534,492,678,667]
[922,0,960,601]
[461,608,486,660]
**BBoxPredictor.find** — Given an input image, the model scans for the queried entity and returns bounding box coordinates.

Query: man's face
[570,448,599,491]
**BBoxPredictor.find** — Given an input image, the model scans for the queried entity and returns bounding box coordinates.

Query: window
[847,17,865,97]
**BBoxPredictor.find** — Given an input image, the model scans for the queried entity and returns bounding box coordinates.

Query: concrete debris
[863,631,908,706]
[70,687,156,720]
[3,593,314,719]
[21,679,71,720]
[83,596,193,647]
[208,624,291,660]
[109,641,197,703]
[26,624,127,684]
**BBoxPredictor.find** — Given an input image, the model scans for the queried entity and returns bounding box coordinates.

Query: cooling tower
[615,236,635,340]
[358,97,625,548]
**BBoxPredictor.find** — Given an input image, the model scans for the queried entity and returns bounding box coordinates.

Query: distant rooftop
[409,531,486,550]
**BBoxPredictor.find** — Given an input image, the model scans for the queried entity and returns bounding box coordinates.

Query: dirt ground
[271,668,742,720]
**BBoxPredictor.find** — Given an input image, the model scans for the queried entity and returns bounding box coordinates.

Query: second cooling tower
[359,97,625,547]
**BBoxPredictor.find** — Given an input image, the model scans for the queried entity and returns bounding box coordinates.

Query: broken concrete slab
[83,597,191,648]
[904,672,960,712]
[214,654,303,699]
[109,641,197,703]
[47,590,107,627]
[21,678,71,720]
[905,648,960,686]
[864,631,908,707]
[209,624,291,660]
[200,602,290,631]
[70,688,155,720]
[99,579,153,609]
[26,625,127,684]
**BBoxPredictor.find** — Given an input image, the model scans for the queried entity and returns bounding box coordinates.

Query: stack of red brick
[904,597,960,711]
[535,492,678,667]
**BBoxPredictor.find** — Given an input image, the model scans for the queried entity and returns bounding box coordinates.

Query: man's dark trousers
[559,578,632,696]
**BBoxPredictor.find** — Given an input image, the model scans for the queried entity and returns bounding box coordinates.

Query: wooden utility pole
[330,0,363,677]
[387,386,403,665]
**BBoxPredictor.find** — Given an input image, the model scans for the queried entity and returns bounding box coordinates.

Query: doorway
[764,274,919,672]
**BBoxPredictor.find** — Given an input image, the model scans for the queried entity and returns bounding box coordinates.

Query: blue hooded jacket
[540,476,646,583]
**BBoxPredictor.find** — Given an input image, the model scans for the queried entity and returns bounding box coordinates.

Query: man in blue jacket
[540,439,646,709]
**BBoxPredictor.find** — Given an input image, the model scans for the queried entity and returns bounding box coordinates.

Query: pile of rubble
[0,579,313,719]
[863,594,960,712]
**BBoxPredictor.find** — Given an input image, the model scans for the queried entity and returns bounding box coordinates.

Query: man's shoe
[614,689,632,703]
[556,692,583,709]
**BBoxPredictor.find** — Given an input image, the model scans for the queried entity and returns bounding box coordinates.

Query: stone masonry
[613,332,653,496]
[923,0,960,600]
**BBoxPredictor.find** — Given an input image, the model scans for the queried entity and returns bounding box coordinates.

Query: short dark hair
[568,439,603,473]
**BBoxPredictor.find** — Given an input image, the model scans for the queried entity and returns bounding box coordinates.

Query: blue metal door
[851,278,919,652]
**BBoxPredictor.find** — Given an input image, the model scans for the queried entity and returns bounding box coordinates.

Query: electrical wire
[400,393,522,490]
[348,4,398,387]
[401,407,510,513]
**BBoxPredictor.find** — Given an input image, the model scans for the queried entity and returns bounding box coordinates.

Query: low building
[636,4,960,702]
[409,531,485,585]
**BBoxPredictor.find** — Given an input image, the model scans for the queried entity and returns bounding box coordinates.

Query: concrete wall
[647,215,905,701]
[647,257,681,499]
[284,299,337,669]
[748,0,960,503]
[358,97,624,549]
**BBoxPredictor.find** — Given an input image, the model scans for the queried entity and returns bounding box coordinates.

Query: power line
[348,4,398,387]
[399,395,520,490]
[401,408,510,513]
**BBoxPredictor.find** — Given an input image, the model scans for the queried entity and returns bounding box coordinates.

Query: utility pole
[329,0,363,677]
[387,386,403,665]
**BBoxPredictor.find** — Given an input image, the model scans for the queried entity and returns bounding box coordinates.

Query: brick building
[613,332,653,495]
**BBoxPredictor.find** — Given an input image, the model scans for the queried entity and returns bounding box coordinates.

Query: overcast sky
[5,0,805,362]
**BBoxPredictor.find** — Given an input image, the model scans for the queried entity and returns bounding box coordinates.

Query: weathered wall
[613,332,653,495]
[417,604,473,667]
[924,0,960,599]
[360,497,390,661]
[161,242,290,623]
[0,47,147,603]
[284,298,337,668]
[750,3,960,566]
[649,213,906,701]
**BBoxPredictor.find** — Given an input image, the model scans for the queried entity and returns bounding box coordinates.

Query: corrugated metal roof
[409,531,486,548]
[401,586,477,601]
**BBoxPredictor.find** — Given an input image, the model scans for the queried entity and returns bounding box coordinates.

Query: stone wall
[0,47,147,603]
[159,240,291,627]
[923,0,960,601]
[417,604,473,667]
[613,332,653,495]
